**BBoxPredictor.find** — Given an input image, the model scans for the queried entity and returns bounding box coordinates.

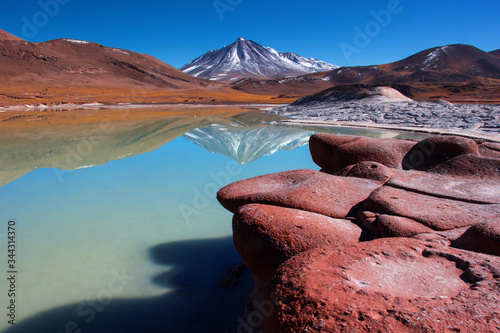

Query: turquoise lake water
[0,108,429,333]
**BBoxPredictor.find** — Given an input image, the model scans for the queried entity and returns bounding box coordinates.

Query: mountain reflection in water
[0,107,428,188]
[183,123,314,164]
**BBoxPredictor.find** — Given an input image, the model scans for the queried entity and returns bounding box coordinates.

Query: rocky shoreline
[269,92,500,138]
[217,134,500,332]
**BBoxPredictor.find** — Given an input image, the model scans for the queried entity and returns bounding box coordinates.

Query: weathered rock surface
[267,238,500,333]
[452,219,500,256]
[478,140,500,159]
[386,171,500,204]
[428,154,500,179]
[364,186,500,230]
[341,161,394,183]
[309,134,415,173]
[217,169,380,218]
[376,214,434,238]
[402,135,480,171]
[232,204,363,281]
[217,134,500,333]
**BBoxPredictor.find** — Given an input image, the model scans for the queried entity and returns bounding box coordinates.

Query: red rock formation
[267,239,500,333]
[477,141,500,159]
[429,154,500,179]
[233,204,363,281]
[452,219,500,256]
[217,169,380,218]
[310,134,416,173]
[375,214,434,238]
[363,186,500,230]
[340,161,394,183]
[386,170,500,203]
[217,134,500,332]
[402,135,480,171]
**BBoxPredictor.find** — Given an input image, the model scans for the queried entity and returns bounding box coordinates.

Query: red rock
[358,211,378,235]
[343,161,394,183]
[232,204,362,281]
[309,134,358,173]
[434,227,470,241]
[411,227,469,246]
[336,137,416,169]
[376,214,434,238]
[387,170,500,204]
[478,141,500,159]
[411,232,453,246]
[334,164,355,177]
[309,134,415,173]
[358,211,376,220]
[452,219,500,256]
[364,186,500,230]
[266,238,500,333]
[428,154,500,179]
[402,135,480,171]
[217,169,380,218]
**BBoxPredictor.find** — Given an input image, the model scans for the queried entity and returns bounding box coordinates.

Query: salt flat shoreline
[275,119,500,143]
[269,100,500,142]
[0,102,282,112]
[2,101,499,142]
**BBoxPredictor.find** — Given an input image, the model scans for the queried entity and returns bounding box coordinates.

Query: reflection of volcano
[0,107,245,187]
[183,123,315,164]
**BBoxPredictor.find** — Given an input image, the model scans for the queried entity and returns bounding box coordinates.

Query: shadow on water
[6,236,253,333]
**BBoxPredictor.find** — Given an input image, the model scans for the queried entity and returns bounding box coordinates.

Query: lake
[0,106,429,333]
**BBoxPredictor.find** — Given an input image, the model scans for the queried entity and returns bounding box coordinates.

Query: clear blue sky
[1,0,498,68]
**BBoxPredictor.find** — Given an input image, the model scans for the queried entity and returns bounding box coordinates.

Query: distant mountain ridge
[0,29,207,91]
[232,44,500,103]
[180,38,338,82]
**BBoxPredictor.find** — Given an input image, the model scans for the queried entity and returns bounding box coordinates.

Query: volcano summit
[180,38,338,82]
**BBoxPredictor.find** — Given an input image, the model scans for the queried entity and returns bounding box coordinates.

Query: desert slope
[0,34,207,90]
[233,44,500,103]
[0,29,23,41]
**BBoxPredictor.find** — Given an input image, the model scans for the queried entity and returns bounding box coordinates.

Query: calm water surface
[0,107,429,333]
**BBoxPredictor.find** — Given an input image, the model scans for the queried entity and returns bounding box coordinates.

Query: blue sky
[1,0,498,68]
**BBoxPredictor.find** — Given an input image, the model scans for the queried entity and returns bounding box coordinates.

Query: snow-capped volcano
[180,38,338,82]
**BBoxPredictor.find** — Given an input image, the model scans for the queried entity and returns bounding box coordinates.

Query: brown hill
[378,44,500,81]
[232,44,500,103]
[490,49,500,58]
[0,29,24,41]
[0,37,207,90]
